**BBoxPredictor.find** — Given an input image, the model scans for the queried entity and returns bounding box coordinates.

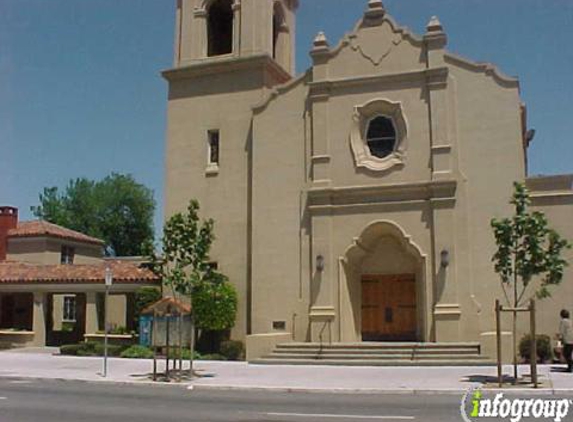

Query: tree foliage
[31,173,155,256]
[491,182,570,383]
[149,200,237,331]
[491,182,570,304]
[133,287,162,330]
[193,273,238,331]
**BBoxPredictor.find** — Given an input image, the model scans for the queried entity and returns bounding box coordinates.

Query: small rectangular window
[62,295,77,322]
[208,130,220,165]
[273,321,286,330]
[60,246,75,265]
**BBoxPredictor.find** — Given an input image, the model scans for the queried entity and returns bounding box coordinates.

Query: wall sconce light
[440,249,450,268]
[316,254,325,272]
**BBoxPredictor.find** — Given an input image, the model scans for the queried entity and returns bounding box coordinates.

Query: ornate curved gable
[311,1,425,80]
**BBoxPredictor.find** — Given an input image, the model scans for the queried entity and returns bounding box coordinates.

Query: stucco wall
[164,59,291,340]
[444,59,526,345]
[529,182,573,340]
[7,237,103,265]
[251,75,311,340]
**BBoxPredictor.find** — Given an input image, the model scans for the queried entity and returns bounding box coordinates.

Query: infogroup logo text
[461,389,572,422]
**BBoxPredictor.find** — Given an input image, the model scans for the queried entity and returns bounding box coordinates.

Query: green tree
[134,287,162,331]
[491,182,570,381]
[149,199,237,371]
[193,273,237,332]
[32,173,155,256]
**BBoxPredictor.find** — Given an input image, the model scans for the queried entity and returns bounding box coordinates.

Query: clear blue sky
[1,0,572,239]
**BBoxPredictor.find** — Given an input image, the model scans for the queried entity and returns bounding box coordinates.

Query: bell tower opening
[272,1,291,71]
[171,0,297,75]
[272,3,284,60]
[207,0,234,57]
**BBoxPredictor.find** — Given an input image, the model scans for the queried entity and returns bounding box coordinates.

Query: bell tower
[163,0,299,340]
[173,0,298,74]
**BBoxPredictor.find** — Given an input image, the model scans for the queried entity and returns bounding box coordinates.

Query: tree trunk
[513,310,518,383]
[513,269,518,384]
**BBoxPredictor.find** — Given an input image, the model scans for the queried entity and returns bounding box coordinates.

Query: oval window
[366,116,396,159]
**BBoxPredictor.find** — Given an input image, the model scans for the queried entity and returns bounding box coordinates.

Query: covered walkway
[0,260,160,348]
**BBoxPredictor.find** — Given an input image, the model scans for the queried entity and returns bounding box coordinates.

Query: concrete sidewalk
[1,349,573,394]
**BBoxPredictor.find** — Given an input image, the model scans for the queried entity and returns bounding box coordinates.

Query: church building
[162,0,572,362]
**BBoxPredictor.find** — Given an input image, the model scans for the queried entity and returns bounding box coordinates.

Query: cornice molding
[252,70,310,114]
[444,52,519,89]
[308,67,448,97]
[162,53,291,83]
[307,179,457,211]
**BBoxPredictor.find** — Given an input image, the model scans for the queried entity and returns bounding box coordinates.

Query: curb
[0,375,191,389]
[190,384,462,395]
[3,375,573,396]
[190,384,573,396]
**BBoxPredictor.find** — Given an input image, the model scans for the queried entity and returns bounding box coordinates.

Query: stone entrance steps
[252,342,494,366]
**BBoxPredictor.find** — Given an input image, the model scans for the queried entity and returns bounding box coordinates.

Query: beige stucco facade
[7,237,103,265]
[163,0,572,356]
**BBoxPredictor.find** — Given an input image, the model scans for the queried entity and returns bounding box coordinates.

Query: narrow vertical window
[208,130,220,166]
[61,245,75,265]
[207,0,234,57]
[62,295,77,322]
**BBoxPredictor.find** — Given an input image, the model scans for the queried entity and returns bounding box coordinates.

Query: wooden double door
[361,274,417,341]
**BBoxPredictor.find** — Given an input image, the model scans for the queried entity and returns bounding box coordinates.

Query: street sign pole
[103,265,113,377]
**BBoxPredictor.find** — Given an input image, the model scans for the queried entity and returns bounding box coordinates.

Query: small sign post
[103,265,113,377]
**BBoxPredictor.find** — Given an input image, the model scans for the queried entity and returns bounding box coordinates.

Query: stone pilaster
[32,292,46,347]
[424,17,461,341]
[309,212,336,343]
[85,292,98,335]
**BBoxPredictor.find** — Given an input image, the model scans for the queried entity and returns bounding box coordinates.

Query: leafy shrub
[196,329,229,355]
[220,340,244,361]
[120,345,154,359]
[193,275,238,332]
[60,344,82,356]
[95,343,123,357]
[110,326,131,335]
[200,353,227,361]
[166,348,202,360]
[60,342,124,357]
[519,334,553,363]
[95,326,134,335]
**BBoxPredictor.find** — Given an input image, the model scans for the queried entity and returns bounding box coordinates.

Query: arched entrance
[341,221,427,342]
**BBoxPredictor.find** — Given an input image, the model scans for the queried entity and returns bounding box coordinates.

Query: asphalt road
[0,378,552,422]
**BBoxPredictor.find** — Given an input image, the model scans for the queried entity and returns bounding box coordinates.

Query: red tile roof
[141,297,191,315]
[8,221,104,246]
[0,260,160,285]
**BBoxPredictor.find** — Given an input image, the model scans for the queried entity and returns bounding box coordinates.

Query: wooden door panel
[361,274,416,341]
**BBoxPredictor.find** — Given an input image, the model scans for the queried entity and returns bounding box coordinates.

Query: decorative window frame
[350,99,408,172]
[206,129,220,176]
[196,0,241,59]
[62,295,77,323]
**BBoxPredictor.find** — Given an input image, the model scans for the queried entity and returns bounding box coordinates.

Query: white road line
[266,413,414,420]
[0,397,7,400]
